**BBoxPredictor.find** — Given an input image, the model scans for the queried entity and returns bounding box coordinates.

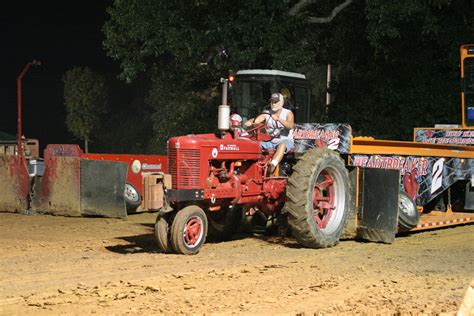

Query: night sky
[1,2,115,153]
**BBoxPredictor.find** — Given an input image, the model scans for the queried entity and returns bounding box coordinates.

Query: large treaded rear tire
[284,148,350,248]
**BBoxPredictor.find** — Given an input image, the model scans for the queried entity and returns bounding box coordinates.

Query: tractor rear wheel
[285,148,350,248]
[170,205,208,255]
[398,191,419,231]
[154,213,173,253]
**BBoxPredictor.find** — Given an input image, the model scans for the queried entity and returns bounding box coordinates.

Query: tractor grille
[168,148,201,188]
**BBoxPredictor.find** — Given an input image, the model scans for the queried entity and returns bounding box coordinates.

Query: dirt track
[1,211,473,315]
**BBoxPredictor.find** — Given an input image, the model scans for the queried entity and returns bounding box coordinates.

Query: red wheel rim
[184,216,202,246]
[312,170,335,229]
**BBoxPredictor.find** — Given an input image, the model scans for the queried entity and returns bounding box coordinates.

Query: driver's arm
[272,111,294,130]
[244,113,267,127]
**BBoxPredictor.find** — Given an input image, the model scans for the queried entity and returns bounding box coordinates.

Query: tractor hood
[168,133,263,161]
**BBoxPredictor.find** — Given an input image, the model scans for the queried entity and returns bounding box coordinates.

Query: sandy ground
[0,211,473,315]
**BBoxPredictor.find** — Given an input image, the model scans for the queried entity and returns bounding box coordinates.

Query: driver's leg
[269,143,287,173]
[273,143,286,165]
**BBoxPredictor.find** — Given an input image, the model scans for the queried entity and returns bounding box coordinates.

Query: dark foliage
[68,0,473,153]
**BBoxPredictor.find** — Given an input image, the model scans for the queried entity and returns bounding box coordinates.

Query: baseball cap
[270,93,280,102]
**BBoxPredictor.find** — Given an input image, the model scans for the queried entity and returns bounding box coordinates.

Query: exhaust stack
[218,78,230,132]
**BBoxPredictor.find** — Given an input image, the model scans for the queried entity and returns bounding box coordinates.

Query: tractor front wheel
[285,148,350,248]
[154,213,173,253]
[170,205,208,255]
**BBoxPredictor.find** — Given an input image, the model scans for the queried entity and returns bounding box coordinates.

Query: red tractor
[144,70,351,254]
[144,66,474,255]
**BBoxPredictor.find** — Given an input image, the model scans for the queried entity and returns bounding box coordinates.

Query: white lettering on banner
[327,138,340,150]
[351,155,430,175]
[445,131,463,137]
[431,158,444,194]
[293,129,340,140]
[425,137,474,145]
[142,163,162,170]
[219,144,240,151]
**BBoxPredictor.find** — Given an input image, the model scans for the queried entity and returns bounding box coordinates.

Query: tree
[63,67,108,153]
[143,61,219,153]
[101,0,473,147]
[103,0,352,83]
[103,1,354,151]
[324,0,473,139]
[289,0,352,23]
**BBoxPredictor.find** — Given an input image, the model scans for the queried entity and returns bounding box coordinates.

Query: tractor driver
[244,93,295,173]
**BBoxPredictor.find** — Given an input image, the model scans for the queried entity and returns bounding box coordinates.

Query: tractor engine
[164,132,287,216]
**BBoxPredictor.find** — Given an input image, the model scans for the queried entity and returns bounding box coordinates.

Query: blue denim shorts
[260,139,295,153]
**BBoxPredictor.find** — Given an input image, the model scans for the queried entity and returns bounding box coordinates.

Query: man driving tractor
[244,92,295,173]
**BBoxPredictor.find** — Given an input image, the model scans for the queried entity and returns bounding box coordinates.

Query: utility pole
[17,60,41,156]
[326,64,332,118]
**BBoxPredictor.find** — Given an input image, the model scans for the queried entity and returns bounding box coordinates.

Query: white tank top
[264,108,293,144]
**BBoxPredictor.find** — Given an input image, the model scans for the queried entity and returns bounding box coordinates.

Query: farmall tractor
[144,70,352,255]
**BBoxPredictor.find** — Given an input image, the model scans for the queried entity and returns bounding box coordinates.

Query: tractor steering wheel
[245,123,266,134]
[243,123,272,141]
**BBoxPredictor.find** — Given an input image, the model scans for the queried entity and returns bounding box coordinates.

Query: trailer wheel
[207,207,242,241]
[285,148,350,248]
[170,205,208,255]
[124,182,141,213]
[398,191,419,231]
[154,214,173,253]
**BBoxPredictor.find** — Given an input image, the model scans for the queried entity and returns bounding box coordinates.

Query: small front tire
[154,214,173,253]
[170,205,208,255]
